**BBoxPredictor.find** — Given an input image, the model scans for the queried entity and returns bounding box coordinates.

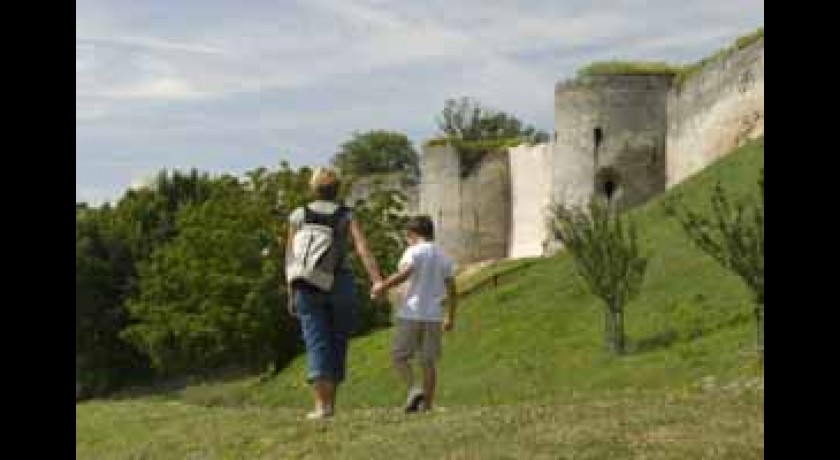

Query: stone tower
[419,144,511,265]
[553,74,672,211]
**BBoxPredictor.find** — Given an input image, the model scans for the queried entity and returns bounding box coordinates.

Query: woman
[286,167,382,420]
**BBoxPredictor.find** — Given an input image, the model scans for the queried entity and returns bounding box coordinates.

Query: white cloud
[102,77,206,100]
[76,185,113,206]
[76,35,226,56]
[129,173,157,191]
[306,0,407,31]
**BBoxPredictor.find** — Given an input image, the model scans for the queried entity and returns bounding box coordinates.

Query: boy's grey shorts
[392,318,443,366]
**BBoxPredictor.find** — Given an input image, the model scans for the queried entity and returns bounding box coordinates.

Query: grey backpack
[285,205,348,292]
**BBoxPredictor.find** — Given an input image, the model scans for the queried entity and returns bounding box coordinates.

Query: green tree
[121,178,292,375]
[332,130,419,178]
[436,97,549,144]
[76,169,219,394]
[665,170,764,360]
[547,199,648,355]
[76,206,151,398]
[434,97,549,177]
[107,169,215,268]
[78,158,414,388]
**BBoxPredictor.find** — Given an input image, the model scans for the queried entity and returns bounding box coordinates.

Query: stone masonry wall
[420,144,510,266]
[554,75,671,211]
[508,142,553,258]
[667,38,764,186]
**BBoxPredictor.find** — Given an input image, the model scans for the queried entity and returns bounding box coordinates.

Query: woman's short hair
[309,167,341,201]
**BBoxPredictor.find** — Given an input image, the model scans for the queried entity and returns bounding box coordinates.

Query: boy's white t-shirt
[396,241,454,322]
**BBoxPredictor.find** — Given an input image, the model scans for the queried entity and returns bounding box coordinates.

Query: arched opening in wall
[594,127,604,168]
[604,180,616,200]
[595,167,620,203]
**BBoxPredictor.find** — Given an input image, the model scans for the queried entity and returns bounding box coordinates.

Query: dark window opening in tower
[596,167,619,203]
[604,180,616,201]
[594,127,603,149]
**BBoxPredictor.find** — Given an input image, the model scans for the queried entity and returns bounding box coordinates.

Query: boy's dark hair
[406,215,435,240]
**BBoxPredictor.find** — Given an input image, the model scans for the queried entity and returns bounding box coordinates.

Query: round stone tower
[553,74,672,211]
[419,143,510,266]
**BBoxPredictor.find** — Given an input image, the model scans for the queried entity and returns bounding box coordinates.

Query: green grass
[735,27,764,50]
[576,61,682,78]
[423,137,533,177]
[423,137,529,150]
[77,138,764,459]
[78,388,762,459]
[674,27,764,87]
[577,26,764,88]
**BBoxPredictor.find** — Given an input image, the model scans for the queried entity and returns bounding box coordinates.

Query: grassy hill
[76,138,764,459]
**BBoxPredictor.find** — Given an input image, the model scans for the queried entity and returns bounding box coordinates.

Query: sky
[76,0,764,205]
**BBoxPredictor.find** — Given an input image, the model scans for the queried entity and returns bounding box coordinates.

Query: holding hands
[370,280,386,300]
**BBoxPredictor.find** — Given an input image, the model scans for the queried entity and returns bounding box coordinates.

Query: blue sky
[76,0,763,205]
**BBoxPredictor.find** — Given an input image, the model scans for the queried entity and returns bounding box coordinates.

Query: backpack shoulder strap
[302,204,313,225]
[334,204,349,222]
[302,203,346,229]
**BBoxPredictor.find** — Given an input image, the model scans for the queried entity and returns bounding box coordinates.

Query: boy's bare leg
[393,357,414,390]
[421,364,436,411]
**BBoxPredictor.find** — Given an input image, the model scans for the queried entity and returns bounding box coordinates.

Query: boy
[371,215,457,413]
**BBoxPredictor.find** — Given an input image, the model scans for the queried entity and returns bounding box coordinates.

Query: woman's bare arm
[349,219,382,283]
[283,226,294,256]
[283,225,296,313]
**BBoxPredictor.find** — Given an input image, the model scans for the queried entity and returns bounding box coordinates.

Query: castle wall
[508,142,553,258]
[552,84,597,208]
[416,37,764,265]
[667,38,764,186]
[554,75,671,211]
[420,144,510,265]
[419,145,461,261]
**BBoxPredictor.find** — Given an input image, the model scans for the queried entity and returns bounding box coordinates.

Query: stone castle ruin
[354,38,764,266]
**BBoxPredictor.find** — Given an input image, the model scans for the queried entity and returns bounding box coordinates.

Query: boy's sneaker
[404,388,425,413]
[305,406,334,421]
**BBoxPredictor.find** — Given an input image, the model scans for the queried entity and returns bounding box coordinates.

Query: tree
[436,97,549,144]
[76,170,220,398]
[121,178,293,375]
[547,199,648,355]
[665,170,764,360]
[109,169,215,265]
[331,130,419,178]
[76,206,152,398]
[77,158,415,389]
[434,97,550,177]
